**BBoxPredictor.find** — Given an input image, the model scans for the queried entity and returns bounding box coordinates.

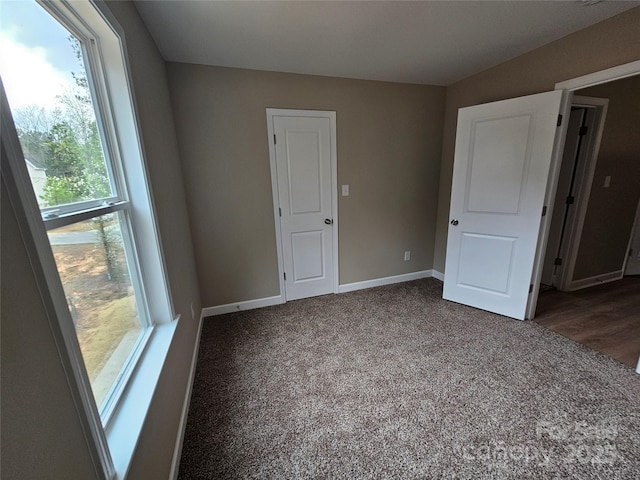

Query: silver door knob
[450,219,459,226]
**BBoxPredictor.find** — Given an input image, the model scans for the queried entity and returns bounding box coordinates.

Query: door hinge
[554,257,563,266]
[557,114,563,127]
[542,206,548,217]
[279,207,282,217]
[284,272,287,281]
[566,196,575,205]
[273,134,277,144]
[529,284,533,293]
[579,125,588,136]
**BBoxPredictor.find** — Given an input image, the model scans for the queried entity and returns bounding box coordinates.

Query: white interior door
[272,113,336,301]
[443,91,567,320]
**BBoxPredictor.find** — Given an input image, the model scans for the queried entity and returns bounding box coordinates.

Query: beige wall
[433,7,640,274]
[167,64,445,307]
[1,166,100,480]
[1,2,202,479]
[571,76,640,279]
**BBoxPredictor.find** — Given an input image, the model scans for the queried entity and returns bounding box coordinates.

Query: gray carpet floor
[178,279,640,479]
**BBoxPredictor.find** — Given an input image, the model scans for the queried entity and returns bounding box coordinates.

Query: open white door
[443,91,568,320]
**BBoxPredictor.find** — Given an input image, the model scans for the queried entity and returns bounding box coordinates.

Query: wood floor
[535,276,640,367]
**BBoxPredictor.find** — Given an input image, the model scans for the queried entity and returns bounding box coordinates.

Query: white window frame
[40,0,155,424]
[0,1,178,478]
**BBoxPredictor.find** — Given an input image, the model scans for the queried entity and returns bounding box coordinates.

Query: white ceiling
[134,1,638,86]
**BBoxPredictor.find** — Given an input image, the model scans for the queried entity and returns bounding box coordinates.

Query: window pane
[48,213,144,409]
[0,0,114,209]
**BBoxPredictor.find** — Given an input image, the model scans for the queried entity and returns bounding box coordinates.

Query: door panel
[287,131,322,214]
[458,233,516,293]
[291,230,325,281]
[444,90,565,320]
[274,115,334,300]
[466,115,531,214]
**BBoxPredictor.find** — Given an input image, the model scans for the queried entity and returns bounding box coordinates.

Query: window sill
[105,316,180,479]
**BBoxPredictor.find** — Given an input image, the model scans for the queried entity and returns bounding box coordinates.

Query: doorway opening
[535,72,640,369]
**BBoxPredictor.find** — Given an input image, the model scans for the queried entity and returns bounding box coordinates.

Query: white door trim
[266,108,339,301]
[623,198,640,276]
[555,60,640,91]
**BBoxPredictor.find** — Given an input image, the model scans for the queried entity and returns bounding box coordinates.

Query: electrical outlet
[404,251,411,261]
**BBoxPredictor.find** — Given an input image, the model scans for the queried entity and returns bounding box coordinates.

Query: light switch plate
[342,185,349,196]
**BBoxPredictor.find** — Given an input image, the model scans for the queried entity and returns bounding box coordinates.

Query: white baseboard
[169,311,204,480]
[338,270,434,293]
[568,270,623,291]
[203,271,438,317]
[432,270,444,282]
[202,295,284,317]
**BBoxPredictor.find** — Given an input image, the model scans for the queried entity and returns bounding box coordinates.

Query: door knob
[450,219,459,226]
[324,218,333,225]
